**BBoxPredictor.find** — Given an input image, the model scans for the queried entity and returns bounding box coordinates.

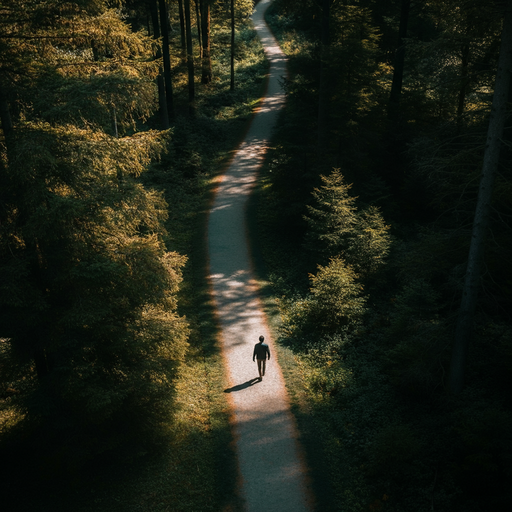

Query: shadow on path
[224,378,262,393]
[207,1,313,511]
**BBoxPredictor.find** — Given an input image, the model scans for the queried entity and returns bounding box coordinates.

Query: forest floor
[207,1,313,511]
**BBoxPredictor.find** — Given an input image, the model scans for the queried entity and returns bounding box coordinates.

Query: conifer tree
[0,0,188,451]
[305,169,391,279]
[449,0,512,394]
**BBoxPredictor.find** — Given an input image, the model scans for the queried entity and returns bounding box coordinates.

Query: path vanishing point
[207,1,313,511]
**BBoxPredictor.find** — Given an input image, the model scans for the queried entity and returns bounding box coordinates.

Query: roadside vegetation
[253,1,512,511]
[1,2,265,510]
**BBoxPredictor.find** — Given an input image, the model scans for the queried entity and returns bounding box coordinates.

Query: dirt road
[207,1,313,511]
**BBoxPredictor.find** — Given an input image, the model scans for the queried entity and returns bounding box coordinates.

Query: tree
[388,0,411,114]
[305,169,358,259]
[308,257,367,333]
[0,0,188,451]
[184,0,196,113]
[202,0,213,84]
[149,0,170,128]
[448,0,512,394]
[305,169,391,279]
[177,0,187,58]
[317,0,331,153]
[159,0,175,120]
[194,0,203,59]
[230,0,235,90]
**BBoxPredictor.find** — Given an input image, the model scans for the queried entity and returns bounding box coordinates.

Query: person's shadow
[224,378,261,393]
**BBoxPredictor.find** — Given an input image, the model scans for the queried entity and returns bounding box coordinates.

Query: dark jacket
[253,342,270,361]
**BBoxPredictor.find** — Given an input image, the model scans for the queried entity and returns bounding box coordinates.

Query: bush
[309,257,367,332]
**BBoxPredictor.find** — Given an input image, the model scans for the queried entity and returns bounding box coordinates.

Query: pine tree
[0,0,188,453]
[305,168,391,279]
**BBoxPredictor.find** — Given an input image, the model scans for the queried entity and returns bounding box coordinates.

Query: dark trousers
[257,358,266,377]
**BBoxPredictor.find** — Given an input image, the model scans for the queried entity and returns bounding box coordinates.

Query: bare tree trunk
[448,1,512,394]
[456,44,470,135]
[202,0,212,84]
[177,0,187,60]
[149,0,169,128]
[0,87,13,141]
[230,0,235,90]
[317,0,330,154]
[159,0,174,120]
[34,347,50,382]
[194,0,203,59]
[389,0,411,114]
[184,0,195,115]
[0,83,14,167]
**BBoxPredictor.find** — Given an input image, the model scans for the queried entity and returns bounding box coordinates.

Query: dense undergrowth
[251,2,512,511]
[0,8,266,512]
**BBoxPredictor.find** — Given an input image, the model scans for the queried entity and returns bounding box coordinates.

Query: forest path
[207,1,313,511]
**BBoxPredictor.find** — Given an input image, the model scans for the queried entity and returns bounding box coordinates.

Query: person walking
[253,335,271,380]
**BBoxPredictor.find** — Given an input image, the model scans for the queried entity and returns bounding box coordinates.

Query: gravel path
[207,1,313,511]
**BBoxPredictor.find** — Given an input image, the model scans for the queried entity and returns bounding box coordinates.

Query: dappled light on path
[207,1,312,511]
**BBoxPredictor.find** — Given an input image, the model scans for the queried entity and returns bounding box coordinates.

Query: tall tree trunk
[0,87,13,142]
[456,44,470,135]
[448,1,512,394]
[230,0,235,90]
[159,0,175,120]
[112,105,119,137]
[149,0,169,128]
[0,84,14,165]
[177,0,187,60]
[389,0,411,114]
[34,347,50,382]
[195,0,203,59]
[184,0,195,115]
[202,0,212,84]
[317,0,330,155]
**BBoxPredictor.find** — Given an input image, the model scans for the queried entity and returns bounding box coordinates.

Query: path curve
[208,1,313,511]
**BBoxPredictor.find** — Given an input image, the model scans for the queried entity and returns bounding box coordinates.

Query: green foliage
[278,256,366,340]
[299,340,354,398]
[305,169,358,255]
[0,122,189,450]
[305,169,392,279]
[346,206,392,278]
[309,257,367,332]
[1,3,266,509]
[257,2,512,511]
[0,0,192,462]
[329,3,384,116]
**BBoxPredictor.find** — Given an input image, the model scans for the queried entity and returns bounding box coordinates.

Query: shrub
[308,257,367,333]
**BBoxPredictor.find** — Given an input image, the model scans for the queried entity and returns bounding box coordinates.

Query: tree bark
[202,0,212,84]
[194,0,203,59]
[0,88,13,141]
[158,0,174,120]
[177,0,187,60]
[448,1,512,394]
[230,0,235,90]
[389,0,411,113]
[317,0,330,154]
[184,0,195,115]
[34,347,50,382]
[149,0,169,128]
[456,44,470,135]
